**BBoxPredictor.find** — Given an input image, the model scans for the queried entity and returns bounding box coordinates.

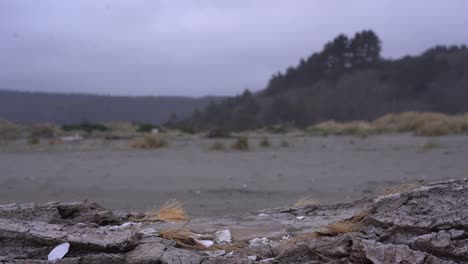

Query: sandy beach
[1,133,467,217]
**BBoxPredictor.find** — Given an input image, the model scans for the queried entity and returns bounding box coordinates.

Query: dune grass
[62,121,109,133]
[0,119,22,140]
[131,134,168,149]
[306,120,376,136]
[29,123,57,138]
[305,112,468,136]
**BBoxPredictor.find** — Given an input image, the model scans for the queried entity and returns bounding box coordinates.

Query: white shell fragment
[197,240,214,247]
[214,229,232,243]
[248,255,258,260]
[257,213,269,217]
[48,242,70,261]
[260,257,277,262]
[296,216,305,220]
[249,237,269,247]
[60,134,83,142]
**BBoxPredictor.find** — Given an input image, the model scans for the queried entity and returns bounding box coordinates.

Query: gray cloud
[1,0,467,96]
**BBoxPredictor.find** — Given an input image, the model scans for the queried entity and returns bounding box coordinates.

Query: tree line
[169,30,468,131]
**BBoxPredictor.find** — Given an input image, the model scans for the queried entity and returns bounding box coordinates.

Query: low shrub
[231,136,249,150]
[259,137,270,147]
[28,137,40,145]
[131,135,168,149]
[30,123,56,138]
[62,121,109,133]
[0,119,21,140]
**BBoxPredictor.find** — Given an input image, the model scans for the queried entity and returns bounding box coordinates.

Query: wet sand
[0,134,467,217]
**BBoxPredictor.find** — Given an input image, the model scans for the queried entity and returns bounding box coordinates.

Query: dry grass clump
[103,121,136,133]
[348,208,373,223]
[278,208,375,257]
[259,137,270,147]
[29,123,57,138]
[131,134,168,149]
[211,241,250,253]
[340,121,376,136]
[159,228,207,249]
[321,221,356,236]
[317,207,374,236]
[231,136,249,150]
[97,122,139,139]
[136,199,189,222]
[381,182,422,196]
[293,196,319,207]
[306,121,341,136]
[0,119,22,140]
[209,141,226,151]
[159,228,250,253]
[307,120,376,136]
[317,209,372,236]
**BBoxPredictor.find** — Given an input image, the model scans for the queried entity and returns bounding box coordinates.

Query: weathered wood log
[0,179,466,263]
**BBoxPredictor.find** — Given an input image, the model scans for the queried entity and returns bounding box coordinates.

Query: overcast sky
[1,1,467,97]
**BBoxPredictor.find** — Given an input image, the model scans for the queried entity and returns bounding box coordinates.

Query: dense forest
[0,90,222,124]
[174,30,468,131]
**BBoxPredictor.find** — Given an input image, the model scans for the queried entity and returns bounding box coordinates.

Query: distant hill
[0,90,223,124]
[178,30,468,130]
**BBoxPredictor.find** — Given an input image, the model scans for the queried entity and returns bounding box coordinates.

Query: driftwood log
[0,178,467,263]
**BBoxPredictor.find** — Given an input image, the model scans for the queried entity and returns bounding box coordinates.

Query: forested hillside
[179,30,468,131]
[0,90,221,124]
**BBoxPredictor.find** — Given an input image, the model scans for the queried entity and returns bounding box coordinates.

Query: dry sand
[0,134,467,217]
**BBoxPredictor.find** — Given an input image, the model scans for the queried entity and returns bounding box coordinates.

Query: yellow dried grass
[293,196,319,207]
[318,221,356,236]
[381,182,422,196]
[135,199,189,222]
[131,134,168,149]
[308,112,468,136]
[159,228,206,250]
[159,228,251,253]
